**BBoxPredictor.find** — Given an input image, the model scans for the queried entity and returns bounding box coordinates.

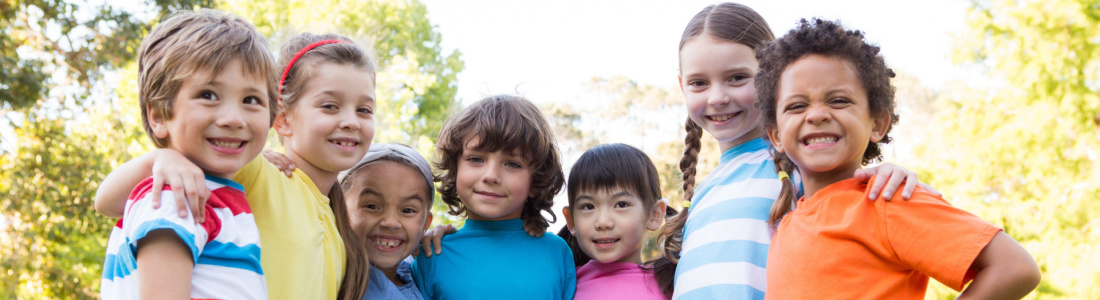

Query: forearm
[957,232,1041,299]
[93,150,160,217]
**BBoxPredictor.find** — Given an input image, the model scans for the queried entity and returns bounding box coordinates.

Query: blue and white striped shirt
[673,137,800,300]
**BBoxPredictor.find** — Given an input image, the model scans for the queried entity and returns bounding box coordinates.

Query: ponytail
[653,117,704,297]
[328,184,369,300]
[768,152,799,228]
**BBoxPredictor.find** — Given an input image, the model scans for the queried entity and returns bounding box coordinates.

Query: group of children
[93,2,1042,300]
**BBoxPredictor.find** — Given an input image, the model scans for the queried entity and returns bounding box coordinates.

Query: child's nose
[595,211,614,230]
[481,165,501,184]
[707,85,731,107]
[339,109,361,131]
[217,105,246,129]
[806,103,832,124]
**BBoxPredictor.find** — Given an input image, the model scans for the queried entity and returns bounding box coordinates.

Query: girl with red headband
[95,33,377,300]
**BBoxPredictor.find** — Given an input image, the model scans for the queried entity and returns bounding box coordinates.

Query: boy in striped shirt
[99,9,278,300]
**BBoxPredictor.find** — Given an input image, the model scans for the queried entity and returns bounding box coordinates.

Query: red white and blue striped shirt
[101,175,266,299]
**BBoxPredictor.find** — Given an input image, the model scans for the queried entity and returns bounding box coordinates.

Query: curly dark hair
[434,95,565,234]
[754,18,899,226]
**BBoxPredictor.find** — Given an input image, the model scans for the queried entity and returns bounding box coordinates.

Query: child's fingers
[262,150,295,177]
[192,183,209,223]
[180,174,199,220]
[419,229,438,257]
[918,182,942,197]
[151,175,165,210]
[863,168,884,201]
[900,173,919,200]
[878,169,907,201]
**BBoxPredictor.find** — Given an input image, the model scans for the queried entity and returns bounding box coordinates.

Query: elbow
[1018,259,1042,292]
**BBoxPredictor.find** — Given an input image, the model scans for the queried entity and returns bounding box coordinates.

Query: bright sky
[422,0,971,105]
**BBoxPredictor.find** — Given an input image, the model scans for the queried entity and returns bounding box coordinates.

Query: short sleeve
[880,192,1001,290]
[123,189,210,264]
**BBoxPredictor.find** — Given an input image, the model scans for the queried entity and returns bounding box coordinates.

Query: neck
[286,149,337,194]
[379,265,403,287]
[799,164,860,199]
[718,128,765,153]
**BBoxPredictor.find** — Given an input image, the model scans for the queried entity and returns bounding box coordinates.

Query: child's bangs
[461,102,552,167]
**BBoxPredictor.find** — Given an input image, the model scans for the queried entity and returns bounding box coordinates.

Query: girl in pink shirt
[558,143,672,299]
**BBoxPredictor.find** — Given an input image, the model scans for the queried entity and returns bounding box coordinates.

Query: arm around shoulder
[957,232,1041,299]
[94,150,161,217]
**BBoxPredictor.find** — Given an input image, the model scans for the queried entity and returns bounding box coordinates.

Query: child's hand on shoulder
[416,224,456,257]
[523,219,545,237]
[150,148,209,223]
[262,150,295,177]
[855,163,942,201]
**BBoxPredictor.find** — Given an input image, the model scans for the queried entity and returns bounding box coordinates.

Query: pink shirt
[575,261,666,300]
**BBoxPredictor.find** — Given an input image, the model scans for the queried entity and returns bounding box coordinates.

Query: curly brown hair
[754,18,899,226]
[434,95,565,234]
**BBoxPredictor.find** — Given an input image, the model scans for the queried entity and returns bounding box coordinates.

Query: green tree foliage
[1,1,207,297]
[913,0,1100,298]
[0,0,211,112]
[219,0,464,148]
[1,0,462,297]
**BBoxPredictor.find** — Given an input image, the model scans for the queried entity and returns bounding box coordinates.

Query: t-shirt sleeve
[880,191,1002,290]
[123,188,211,264]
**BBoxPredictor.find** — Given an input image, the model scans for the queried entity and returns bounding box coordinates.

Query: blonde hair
[138,9,278,148]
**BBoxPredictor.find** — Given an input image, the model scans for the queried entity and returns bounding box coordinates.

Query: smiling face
[767,54,889,196]
[564,186,663,264]
[343,160,432,277]
[277,62,376,176]
[455,136,534,221]
[149,59,271,179]
[680,34,764,152]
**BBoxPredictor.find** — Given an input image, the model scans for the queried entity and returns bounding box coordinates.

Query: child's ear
[766,127,785,153]
[647,200,667,231]
[561,206,575,234]
[147,107,170,140]
[421,211,434,232]
[869,114,892,143]
[677,76,683,94]
[274,112,292,137]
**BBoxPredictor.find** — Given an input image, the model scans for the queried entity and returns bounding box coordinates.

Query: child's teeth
[806,137,838,145]
[212,140,242,148]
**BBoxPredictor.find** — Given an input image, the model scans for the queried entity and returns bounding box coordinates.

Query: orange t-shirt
[765,177,1001,300]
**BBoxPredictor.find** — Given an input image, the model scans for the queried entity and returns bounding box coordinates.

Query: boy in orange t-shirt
[754,19,1041,299]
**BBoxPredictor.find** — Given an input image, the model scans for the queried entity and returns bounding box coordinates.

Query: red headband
[278,39,348,97]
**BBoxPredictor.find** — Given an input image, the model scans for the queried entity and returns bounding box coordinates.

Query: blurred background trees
[0,0,460,297]
[2,0,1097,298]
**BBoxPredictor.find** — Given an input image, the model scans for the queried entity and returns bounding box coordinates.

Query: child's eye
[401,207,418,214]
[505,161,523,169]
[200,91,218,101]
[784,103,807,113]
[243,96,264,106]
[465,156,484,164]
[829,97,852,106]
[687,80,707,88]
[363,203,381,211]
[357,106,373,115]
[578,203,595,211]
[615,201,631,208]
[321,103,339,110]
[729,74,749,82]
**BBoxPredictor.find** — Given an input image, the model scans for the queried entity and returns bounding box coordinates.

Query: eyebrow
[206,80,265,95]
[359,188,428,205]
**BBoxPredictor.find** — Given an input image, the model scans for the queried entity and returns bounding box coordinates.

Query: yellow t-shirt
[235,157,345,300]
